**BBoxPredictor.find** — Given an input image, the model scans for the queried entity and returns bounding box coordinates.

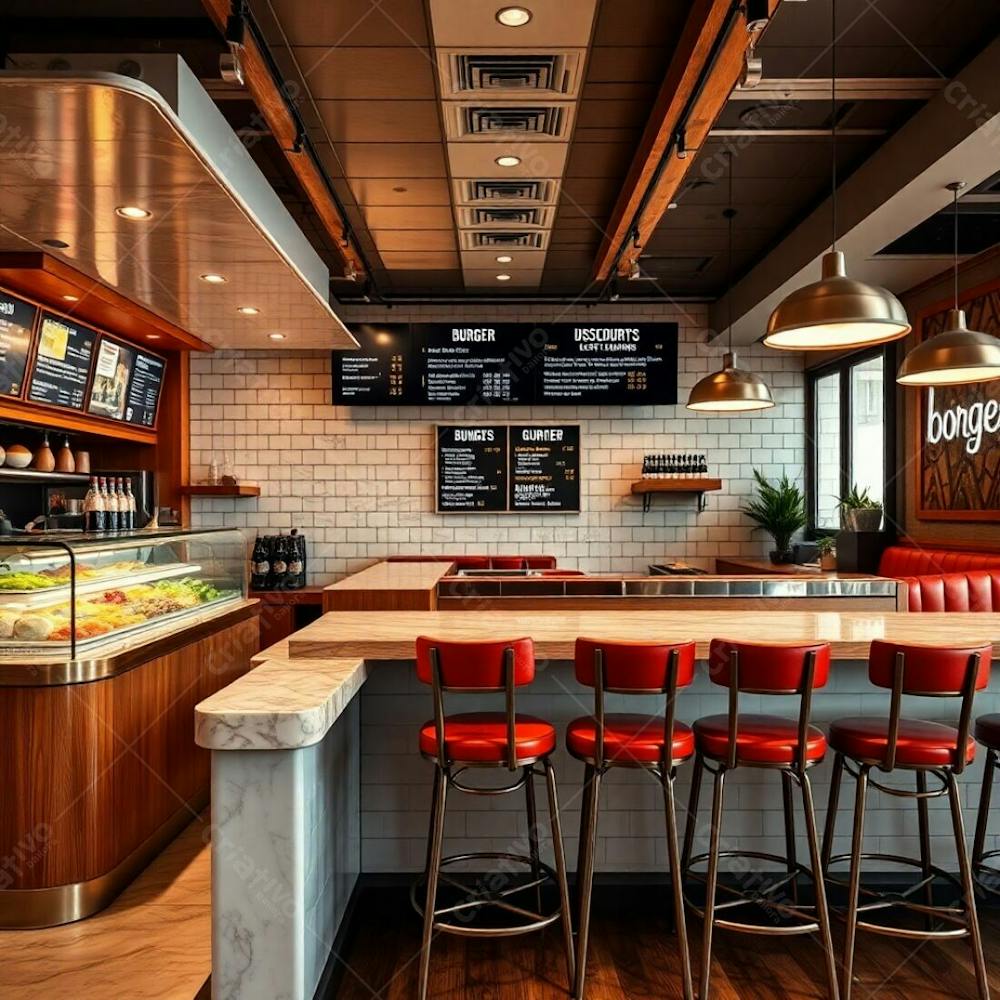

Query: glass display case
[0,528,247,657]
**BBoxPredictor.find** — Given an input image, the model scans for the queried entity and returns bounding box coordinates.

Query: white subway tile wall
[189,304,807,579]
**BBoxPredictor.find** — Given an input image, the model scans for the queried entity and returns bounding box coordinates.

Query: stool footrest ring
[411,851,563,938]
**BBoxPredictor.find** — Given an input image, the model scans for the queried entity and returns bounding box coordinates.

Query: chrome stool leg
[418,763,448,1000]
[916,771,934,929]
[662,766,694,1000]
[841,763,869,1000]
[525,764,543,913]
[972,748,997,885]
[799,770,840,1000]
[573,766,602,1000]
[821,752,844,873]
[947,770,990,1000]
[782,769,799,904]
[543,758,576,991]
[681,752,704,873]
[699,765,727,1000]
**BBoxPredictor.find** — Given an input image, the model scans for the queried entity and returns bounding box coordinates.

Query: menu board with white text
[0,291,37,398]
[28,313,97,410]
[124,349,166,427]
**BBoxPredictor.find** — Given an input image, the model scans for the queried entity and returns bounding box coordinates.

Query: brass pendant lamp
[897,181,1000,386]
[764,0,910,351]
[687,153,774,412]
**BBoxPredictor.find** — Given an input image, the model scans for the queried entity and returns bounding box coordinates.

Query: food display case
[0,527,246,659]
[0,527,258,928]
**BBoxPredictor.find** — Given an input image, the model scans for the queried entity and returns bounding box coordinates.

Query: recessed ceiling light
[495,155,521,168]
[496,255,513,264]
[115,205,152,220]
[268,332,287,341]
[496,6,532,27]
[146,334,161,340]
[41,238,69,249]
[199,273,227,284]
[62,294,79,302]
[237,306,260,316]
[667,201,679,210]
[496,273,512,281]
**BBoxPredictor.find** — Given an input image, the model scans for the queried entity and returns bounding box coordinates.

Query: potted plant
[816,535,837,571]
[837,484,883,532]
[742,469,807,564]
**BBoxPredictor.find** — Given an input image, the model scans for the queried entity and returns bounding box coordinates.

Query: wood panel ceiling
[5,0,1000,306]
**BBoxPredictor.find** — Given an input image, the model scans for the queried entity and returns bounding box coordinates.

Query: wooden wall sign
[917,280,1000,520]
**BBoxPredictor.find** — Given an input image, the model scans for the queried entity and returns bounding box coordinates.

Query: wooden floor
[0,811,212,1000]
[329,887,1000,1000]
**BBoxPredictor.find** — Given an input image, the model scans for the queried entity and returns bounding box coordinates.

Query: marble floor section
[0,811,212,1000]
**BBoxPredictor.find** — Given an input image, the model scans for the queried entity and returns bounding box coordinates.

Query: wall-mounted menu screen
[123,349,166,427]
[88,336,136,421]
[509,424,580,512]
[0,291,37,398]
[335,322,677,406]
[436,425,508,513]
[27,313,98,410]
[436,424,580,514]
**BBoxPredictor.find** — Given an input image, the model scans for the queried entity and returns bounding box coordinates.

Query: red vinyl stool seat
[693,713,827,765]
[419,712,556,763]
[974,713,1000,749]
[829,716,975,768]
[566,714,694,764]
[569,638,698,1000]
[822,640,992,1000]
[413,636,574,1000]
[683,639,839,1000]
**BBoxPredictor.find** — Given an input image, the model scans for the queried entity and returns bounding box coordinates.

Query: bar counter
[197,606,1000,1000]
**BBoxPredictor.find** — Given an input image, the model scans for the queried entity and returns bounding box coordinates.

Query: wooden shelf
[180,484,261,498]
[630,478,723,513]
[0,466,91,486]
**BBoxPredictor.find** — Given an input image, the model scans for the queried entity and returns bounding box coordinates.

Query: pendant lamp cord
[953,184,960,309]
[831,0,838,252]
[726,151,735,352]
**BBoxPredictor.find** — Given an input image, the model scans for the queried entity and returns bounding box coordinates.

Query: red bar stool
[973,713,1000,896]
[822,640,991,1000]
[413,636,574,1000]
[568,638,697,1000]
[682,639,839,1000]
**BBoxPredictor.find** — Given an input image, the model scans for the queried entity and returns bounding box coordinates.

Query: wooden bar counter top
[287,609,1000,661]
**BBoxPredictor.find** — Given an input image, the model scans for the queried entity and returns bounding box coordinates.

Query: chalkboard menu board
[0,291,37,398]
[28,313,98,410]
[124,350,166,427]
[436,424,580,514]
[436,425,508,512]
[335,322,677,406]
[509,424,580,511]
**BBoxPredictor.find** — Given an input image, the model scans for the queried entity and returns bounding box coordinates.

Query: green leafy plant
[836,484,882,513]
[741,469,807,559]
[816,536,836,556]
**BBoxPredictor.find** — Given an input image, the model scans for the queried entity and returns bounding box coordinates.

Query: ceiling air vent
[444,104,572,140]
[455,179,558,204]
[459,206,552,227]
[461,231,547,250]
[439,51,583,98]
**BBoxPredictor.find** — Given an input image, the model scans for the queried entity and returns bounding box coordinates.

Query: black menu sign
[509,425,580,512]
[537,324,676,404]
[28,313,98,410]
[333,323,414,404]
[436,425,508,513]
[0,291,37,398]
[124,349,166,427]
[334,322,677,406]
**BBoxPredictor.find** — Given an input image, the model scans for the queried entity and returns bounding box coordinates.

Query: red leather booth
[386,554,558,570]
[879,546,1000,612]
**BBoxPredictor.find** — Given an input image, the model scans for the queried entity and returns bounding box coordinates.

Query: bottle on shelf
[114,478,127,530]
[83,477,102,532]
[270,533,288,589]
[251,535,271,590]
[105,476,120,531]
[642,455,650,479]
[288,529,306,589]
[124,478,137,530]
[699,454,708,476]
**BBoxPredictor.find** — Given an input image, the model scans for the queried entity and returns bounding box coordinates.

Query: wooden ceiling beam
[592,0,781,282]
[199,0,366,279]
